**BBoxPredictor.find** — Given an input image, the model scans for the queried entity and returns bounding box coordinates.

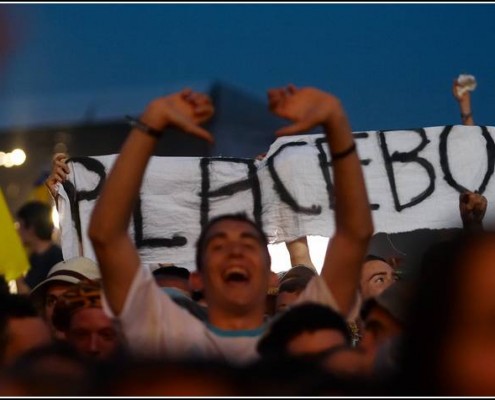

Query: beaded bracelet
[331,142,356,161]
[461,112,472,121]
[125,115,163,139]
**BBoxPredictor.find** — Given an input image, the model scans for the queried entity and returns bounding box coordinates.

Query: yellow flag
[0,189,30,280]
[29,184,52,206]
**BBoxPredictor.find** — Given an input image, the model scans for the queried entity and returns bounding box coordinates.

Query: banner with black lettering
[57,125,495,270]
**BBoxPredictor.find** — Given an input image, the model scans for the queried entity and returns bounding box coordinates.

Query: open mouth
[224,268,250,283]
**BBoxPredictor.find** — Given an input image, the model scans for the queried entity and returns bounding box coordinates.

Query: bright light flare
[0,148,27,167]
[11,149,26,166]
[52,205,60,230]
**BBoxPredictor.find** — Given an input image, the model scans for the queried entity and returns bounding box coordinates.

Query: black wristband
[125,115,163,139]
[331,142,356,161]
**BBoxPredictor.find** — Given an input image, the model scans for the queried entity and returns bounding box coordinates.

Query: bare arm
[88,89,214,315]
[268,84,374,316]
[285,236,316,271]
[452,79,474,126]
[45,153,70,203]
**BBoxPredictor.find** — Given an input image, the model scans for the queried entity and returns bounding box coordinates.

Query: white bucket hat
[30,256,101,301]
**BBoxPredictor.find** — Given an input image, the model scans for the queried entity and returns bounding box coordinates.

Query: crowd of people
[0,79,493,396]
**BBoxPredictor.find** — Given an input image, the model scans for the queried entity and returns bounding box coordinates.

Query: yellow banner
[0,189,29,280]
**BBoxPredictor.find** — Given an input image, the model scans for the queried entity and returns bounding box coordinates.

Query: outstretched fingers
[172,115,214,144]
[185,124,215,144]
[275,120,312,137]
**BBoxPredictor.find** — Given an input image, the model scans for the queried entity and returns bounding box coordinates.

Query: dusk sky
[0,3,493,132]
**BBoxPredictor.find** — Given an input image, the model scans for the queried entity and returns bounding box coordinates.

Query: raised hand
[452,79,471,103]
[267,84,343,136]
[141,88,215,143]
[45,153,70,198]
[452,79,474,125]
[459,190,487,228]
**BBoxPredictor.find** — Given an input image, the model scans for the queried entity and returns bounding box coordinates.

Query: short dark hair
[2,341,94,396]
[364,254,389,264]
[278,278,309,295]
[278,265,317,294]
[0,294,40,362]
[16,201,54,240]
[195,213,269,272]
[257,303,351,359]
[152,266,190,281]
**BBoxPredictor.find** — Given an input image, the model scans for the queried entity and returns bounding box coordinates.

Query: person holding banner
[87,84,373,363]
[45,153,70,202]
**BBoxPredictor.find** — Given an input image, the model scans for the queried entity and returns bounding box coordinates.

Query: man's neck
[207,308,265,331]
[31,240,54,255]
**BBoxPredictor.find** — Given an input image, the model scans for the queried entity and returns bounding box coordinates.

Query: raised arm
[285,236,316,271]
[45,153,70,203]
[452,78,474,126]
[88,89,214,315]
[268,84,373,316]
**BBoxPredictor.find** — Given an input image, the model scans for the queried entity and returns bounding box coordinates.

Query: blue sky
[0,3,494,132]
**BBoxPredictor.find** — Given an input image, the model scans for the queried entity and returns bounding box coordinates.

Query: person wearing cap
[358,280,414,377]
[51,280,123,361]
[272,234,318,314]
[29,257,100,341]
[275,264,317,314]
[346,255,400,346]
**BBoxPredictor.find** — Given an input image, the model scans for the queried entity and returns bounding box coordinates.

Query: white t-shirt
[102,266,340,364]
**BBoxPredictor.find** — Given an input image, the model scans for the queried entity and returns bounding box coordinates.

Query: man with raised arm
[88,84,373,363]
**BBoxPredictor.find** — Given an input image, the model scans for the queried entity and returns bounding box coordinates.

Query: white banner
[58,125,495,270]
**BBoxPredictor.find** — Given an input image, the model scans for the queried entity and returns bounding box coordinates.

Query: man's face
[200,219,271,313]
[359,306,402,358]
[16,220,33,247]
[44,283,73,340]
[66,308,119,361]
[360,260,398,301]
[44,283,72,322]
[3,317,52,366]
[275,290,301,314]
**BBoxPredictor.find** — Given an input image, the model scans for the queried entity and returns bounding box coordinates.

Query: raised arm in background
[452,78,474,126]
[88,89,214,315]
[267,84,374,316]
[45,153,70,202]
[285,236,316,271]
